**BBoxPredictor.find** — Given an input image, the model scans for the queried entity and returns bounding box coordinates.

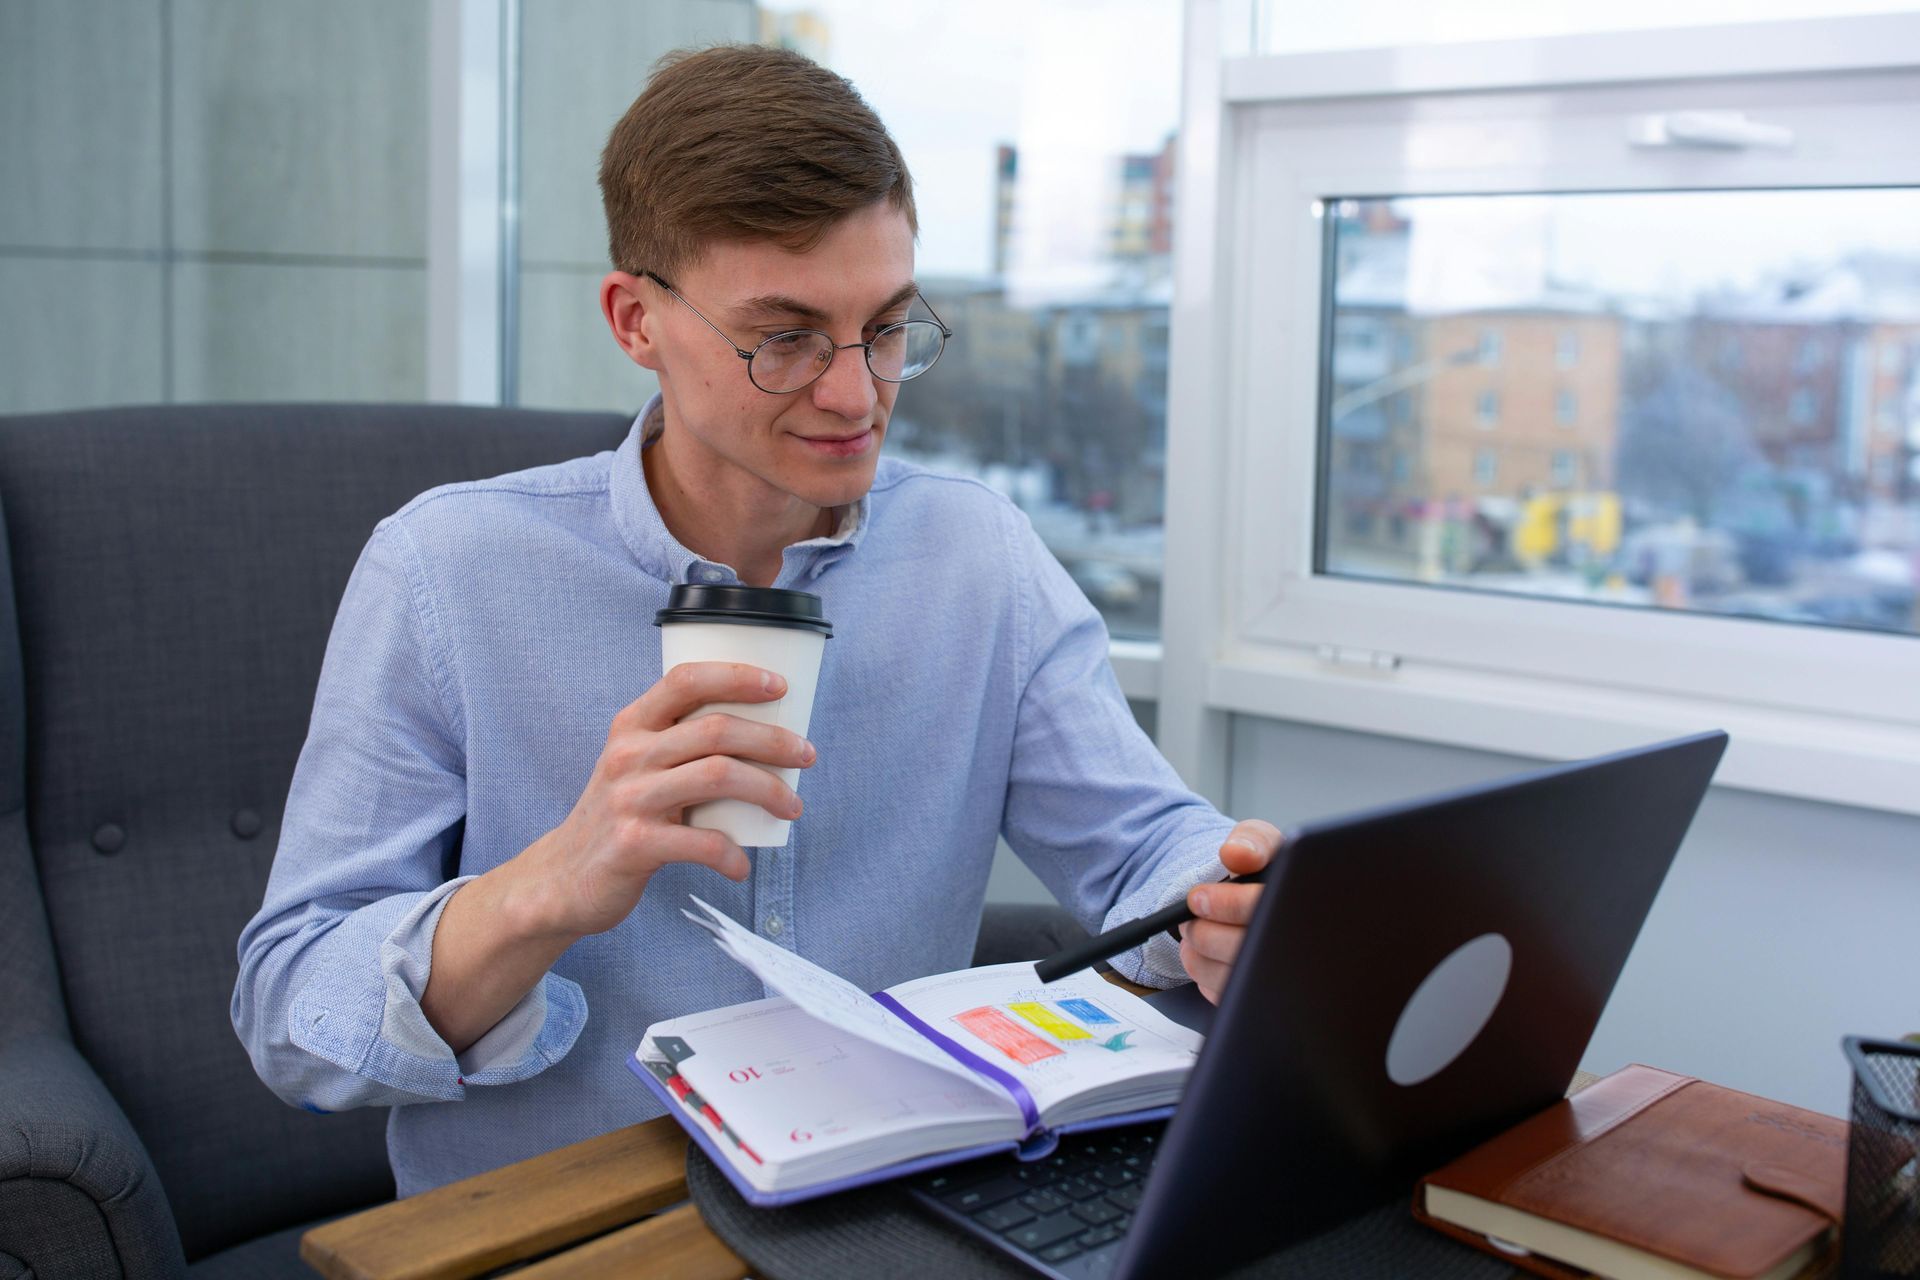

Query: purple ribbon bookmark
[870,990,1041,1135]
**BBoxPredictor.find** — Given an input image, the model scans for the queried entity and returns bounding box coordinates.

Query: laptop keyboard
[914,1126,1160,1268]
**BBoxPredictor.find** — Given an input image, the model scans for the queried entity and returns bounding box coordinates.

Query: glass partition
[512,0,1179,640]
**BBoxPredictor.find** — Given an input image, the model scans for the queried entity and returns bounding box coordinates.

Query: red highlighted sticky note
[955,1006,1064,1066]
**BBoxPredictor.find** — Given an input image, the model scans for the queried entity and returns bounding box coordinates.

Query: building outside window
[1317,187,1920,638]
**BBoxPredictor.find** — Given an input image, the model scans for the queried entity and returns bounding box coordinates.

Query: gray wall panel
[168,0,427,257]
[0,1,164,251]
[170,262,425,402]
[515,267,656,413]
[0,258,164,412]
[517,0,756,270]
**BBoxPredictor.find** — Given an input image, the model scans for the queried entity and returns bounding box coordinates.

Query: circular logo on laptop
[1385,932,1513,1087]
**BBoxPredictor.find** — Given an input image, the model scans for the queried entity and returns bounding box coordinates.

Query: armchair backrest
[0,404,632,1261]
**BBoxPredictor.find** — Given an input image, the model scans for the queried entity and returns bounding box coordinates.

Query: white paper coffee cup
[654,584,832,848]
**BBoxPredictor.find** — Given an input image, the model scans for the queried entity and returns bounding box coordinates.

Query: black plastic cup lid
[654,583,833,637]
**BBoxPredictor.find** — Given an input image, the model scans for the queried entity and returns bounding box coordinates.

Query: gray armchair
[0,404,1087,1278]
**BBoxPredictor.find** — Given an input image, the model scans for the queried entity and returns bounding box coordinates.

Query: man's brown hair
[599,44,917,281]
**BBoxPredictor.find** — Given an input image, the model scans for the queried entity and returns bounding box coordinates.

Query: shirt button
[92,823,127,855]
[764,915,784,936]
[699,567,727,583]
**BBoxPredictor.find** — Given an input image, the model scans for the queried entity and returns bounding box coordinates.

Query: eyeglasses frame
[639,269,952,395]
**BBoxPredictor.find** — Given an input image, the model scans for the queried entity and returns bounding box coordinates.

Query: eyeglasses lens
[750,332,837,393]
[871,321,945,382]
[748,320,946,393]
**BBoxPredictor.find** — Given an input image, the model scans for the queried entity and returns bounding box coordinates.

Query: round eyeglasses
[642,270,951,395]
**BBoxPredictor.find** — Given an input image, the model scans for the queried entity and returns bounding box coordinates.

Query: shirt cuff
[1101,843,1230,990]
[380,876,588,1087]
[288,877,587,1106]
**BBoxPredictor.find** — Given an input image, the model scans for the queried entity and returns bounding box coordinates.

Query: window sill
[1108,639,1163,701]
[1206,644,1920,818]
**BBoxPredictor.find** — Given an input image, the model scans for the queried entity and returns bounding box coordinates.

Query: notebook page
[646,997,1021,1186]
[884,962,1203,1118]
[683,896,986,1089]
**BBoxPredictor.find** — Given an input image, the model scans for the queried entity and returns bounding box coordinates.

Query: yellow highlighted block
[1008,1002,1093,1041]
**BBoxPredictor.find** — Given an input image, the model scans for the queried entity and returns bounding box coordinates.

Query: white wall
[992,696,1920,1117]
[1227,715,1920,1119]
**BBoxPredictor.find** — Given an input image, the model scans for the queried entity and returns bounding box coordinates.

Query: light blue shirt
[232,397,1234,1196]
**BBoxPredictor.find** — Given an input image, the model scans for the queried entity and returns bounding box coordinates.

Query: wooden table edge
[301,1114,693,1280]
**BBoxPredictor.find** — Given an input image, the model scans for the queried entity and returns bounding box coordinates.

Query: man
[234,44,1275,1196]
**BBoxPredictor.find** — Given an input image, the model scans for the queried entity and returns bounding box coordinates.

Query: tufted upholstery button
[231,809,264,839]
[92,824,127,855]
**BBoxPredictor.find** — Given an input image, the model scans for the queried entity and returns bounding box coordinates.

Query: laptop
[910,730,1729,1279]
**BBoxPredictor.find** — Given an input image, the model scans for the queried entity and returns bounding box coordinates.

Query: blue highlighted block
[1058,997,1117,1026]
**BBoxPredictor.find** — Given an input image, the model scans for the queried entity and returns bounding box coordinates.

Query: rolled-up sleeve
[232,520,586,1112]
[998,513,1235,988]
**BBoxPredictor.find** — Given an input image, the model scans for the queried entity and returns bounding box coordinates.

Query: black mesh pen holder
[1842,1037,1920,1279]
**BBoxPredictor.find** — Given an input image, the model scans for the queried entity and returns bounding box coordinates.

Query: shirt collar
[609,393,870,587]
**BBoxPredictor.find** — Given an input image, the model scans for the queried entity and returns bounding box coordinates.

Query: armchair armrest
[0,1033,186,1280]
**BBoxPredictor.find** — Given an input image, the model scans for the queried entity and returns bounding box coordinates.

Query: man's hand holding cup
[520,585,830,940]
[520,660,816,939]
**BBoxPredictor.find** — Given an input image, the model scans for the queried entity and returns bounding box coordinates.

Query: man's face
[644,202,918,512]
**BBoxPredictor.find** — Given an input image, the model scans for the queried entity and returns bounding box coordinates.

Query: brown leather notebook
[1412,1064,1847,1280]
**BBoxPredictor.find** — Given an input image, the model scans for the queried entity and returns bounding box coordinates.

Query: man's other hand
[1179,820,1281,1005]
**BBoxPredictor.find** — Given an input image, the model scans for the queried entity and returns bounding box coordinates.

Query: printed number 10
[728,1066,763,1084]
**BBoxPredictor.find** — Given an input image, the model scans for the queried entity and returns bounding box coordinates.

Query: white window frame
[1159,5,1920,816]
[426,0,512,405]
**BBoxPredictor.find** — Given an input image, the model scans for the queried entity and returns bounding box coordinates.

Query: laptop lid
[1115,730,1728,1279]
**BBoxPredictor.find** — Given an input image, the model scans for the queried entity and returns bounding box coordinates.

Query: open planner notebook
[629,896,1205,1206]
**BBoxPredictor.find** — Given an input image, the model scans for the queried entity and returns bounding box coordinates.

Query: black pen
[1032,866,1271,984]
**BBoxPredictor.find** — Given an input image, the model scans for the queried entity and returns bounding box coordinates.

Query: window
[511,0,1182,642]
[1250,0,1920,53]
[1552,449,1578,488]
[1317,188,1920,637]
[1184,13,1920,814]
[1557,330,1581,368]
[1790,387,1817,425]
[1477,327,1502,366]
